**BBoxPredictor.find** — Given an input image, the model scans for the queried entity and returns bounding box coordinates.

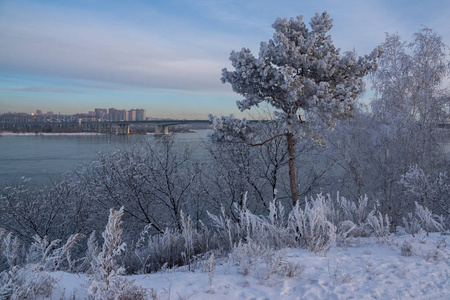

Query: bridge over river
[2,119,449,135]
[0,119,211,135]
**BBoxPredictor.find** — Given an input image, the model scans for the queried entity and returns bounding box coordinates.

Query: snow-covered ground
[51,233,449,299]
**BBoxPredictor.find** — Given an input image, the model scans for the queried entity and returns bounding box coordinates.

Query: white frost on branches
[88,206,148,300]
[221,11,380,129]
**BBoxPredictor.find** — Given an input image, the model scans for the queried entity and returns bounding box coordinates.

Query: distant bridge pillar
[101,123,109,133]
[155,125,169,136]
[116,123,130,135]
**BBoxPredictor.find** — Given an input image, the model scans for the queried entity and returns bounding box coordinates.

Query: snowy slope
[51,232,449,299]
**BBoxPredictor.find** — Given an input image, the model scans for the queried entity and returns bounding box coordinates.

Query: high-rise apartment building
[129,109,136,121]
[136,109,146,121]
[108,107,144,121]
[95,108,108,120]
[108,108,121,121]
[120,109,128,121]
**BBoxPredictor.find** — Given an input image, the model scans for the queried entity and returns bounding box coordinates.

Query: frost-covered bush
[1,232,22,272]
[366,210,391,239]
[208,195,291,253]
[230,243,305,283]
[231,240,264,276]
[400,165,450,220]
[78,231,99,274]
[91,276,148,300]
[0,231,83,299]
[319,193,374,246]
[132,213,221,274]
[88,207,148,300]
[265,249,305,281]
[134,228,185,273]
[27,233,84,272]
[208,192,408,255]
[403,202,445,235]
[133,226,215,274]
[288,194,337,254]
[332,194,371,235]
[207,206,242,252]
[237,198,291,249]
[180,212,195,269]
[0,264,56,300]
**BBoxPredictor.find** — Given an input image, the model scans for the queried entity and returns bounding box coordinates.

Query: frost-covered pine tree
[221,12,380,204]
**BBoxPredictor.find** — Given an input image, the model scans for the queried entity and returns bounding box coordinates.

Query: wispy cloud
[0,1,236,94]
[8,86,84,94]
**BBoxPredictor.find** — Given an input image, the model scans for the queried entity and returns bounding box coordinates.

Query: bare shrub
[265,250,305,281]
[203,252,216,286]
[401,241,413,256]
[231,240,263,275]
[328,260,352,284]
[424,249,440,262]
[436,238,447,249]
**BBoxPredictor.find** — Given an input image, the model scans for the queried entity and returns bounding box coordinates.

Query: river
[0,130,211,188]
[1,130,449,188]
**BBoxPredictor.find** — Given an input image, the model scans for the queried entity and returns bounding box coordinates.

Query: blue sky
[1,0,449,119]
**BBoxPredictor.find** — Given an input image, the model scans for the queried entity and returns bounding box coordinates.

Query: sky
[0,0,449,119]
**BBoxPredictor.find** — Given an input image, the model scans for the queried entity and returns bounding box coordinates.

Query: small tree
[221,12,379,205]
[369,28,449,221]
[371,29,449,125]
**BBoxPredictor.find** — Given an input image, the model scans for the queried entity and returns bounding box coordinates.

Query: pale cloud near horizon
[7,86,83,94]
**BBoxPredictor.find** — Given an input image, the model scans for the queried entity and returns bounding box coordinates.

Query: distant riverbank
[0,132,107,137]
[0,130,196,137]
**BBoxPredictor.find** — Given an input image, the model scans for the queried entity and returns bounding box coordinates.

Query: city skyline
[1,0,449,119]
[2,107,147,119]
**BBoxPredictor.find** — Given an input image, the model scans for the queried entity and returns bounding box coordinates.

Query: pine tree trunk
[287,132,299,206]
